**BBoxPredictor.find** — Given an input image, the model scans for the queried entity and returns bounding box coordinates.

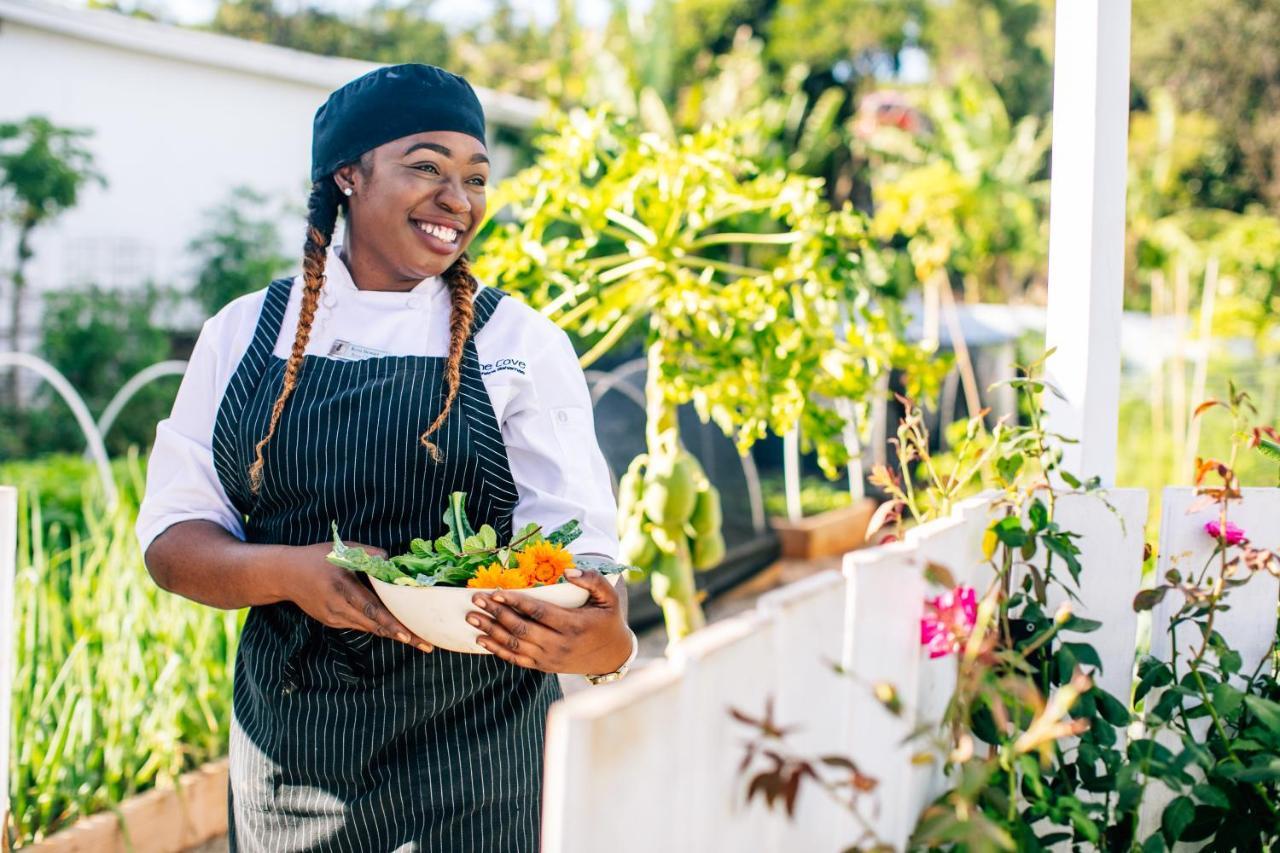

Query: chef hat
[310,63,487,183]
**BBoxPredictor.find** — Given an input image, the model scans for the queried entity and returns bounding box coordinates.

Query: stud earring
[343,187,353,197]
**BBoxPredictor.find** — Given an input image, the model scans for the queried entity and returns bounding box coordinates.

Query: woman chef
[136,64,636,851]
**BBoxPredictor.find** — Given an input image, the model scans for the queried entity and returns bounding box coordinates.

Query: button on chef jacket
[136,245,619,559]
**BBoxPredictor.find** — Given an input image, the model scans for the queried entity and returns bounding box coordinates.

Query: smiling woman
[134,64,634,852]
[339,134,490,285]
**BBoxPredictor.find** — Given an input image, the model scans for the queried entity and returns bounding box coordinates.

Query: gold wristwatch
[584,630,638,685]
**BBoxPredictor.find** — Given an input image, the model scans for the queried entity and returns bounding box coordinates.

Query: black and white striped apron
[211,278,560,852]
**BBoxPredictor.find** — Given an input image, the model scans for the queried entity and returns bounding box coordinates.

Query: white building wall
[4,21,320,300]
[0,4,529,338]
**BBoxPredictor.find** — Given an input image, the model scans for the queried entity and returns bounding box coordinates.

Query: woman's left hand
[468,568,633,676]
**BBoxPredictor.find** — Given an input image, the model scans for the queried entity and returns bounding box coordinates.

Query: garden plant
[736,362,1280,850]
[476,106,938,641]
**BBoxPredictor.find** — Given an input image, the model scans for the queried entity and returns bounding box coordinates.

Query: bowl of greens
[327,491,627,654]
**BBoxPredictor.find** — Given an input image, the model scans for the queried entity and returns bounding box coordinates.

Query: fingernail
[491,593,505,603]
[473,596,488,609]
[565,568,583,577]
[418,643,433,653]
[396,632,410,643]
[467,615,481,627]
[475,636,486,646]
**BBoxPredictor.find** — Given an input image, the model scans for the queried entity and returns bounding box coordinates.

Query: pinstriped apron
[211,278,560,852]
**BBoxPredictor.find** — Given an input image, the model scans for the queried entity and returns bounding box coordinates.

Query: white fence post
[1,486,16,852]
[1041,0,1132,485]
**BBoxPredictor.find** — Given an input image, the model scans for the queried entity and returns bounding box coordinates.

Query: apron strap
[469,286,506,336]
[240,277,294,379]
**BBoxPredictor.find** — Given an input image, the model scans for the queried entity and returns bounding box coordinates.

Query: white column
[1042,0,1132,485]
[1,486,16,846]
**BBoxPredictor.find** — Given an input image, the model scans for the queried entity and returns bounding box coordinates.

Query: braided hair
[247,176,479,492]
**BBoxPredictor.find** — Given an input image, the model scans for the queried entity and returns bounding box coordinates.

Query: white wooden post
[1,486,16,851]
[1042,0,1132,485]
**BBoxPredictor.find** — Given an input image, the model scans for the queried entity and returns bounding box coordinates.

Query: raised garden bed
[24,760,228,853]
[769,498,877,559]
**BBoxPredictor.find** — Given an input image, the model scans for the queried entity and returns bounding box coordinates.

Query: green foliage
[188,186,292,318]
[2,284,179,459]
[741,367,1280,849]
[761,0,920,84]
[478,105,934,477]
[477,104,936,639]
[760,473,853,518]
[7,461,241,846]
[205,0,450,66]
[866,75,1050,303]
[0,117,100,229]
[0,116,104,406]
[1126,388,1280,848]
[52,284,175,446]
[1132,0,1280,210]
[918,0,1054,124]
[740,354,1138,848]
[0,452,145,548]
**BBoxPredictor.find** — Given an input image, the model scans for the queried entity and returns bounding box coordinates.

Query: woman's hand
[467,569,633,675]
[283,542,434,652]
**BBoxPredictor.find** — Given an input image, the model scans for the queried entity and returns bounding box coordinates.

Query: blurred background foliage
[7,0,1280,496]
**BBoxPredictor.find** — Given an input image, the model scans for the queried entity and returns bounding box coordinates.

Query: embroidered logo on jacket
[480,358,527,376]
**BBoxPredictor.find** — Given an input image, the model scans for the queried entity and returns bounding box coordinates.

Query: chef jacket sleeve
[135,313,246,555]
[499,324,619,560]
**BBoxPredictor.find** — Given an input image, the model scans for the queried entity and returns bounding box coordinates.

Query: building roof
[0,0,545,128]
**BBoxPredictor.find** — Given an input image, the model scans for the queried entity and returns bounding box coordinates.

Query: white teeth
[415,221,458,243]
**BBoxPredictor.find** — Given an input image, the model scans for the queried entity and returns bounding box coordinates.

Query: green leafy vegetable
[326,523,410,583]
[326,492,605,588]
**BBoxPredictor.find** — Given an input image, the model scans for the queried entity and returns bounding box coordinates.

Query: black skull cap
[310,63,487,183]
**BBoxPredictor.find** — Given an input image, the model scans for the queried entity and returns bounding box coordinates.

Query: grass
[1116,362,1280,539]
[6,456,242,847]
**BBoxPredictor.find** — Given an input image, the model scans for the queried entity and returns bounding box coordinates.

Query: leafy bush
[1,284,180,459]
[188,185,292,318]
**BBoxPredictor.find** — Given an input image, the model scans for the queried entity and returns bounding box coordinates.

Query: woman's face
[336,129,489,285]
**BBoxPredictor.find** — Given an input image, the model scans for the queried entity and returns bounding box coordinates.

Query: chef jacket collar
[324,245,448,304]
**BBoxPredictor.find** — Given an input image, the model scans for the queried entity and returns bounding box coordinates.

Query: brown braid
[419,253,479,461]
[247,179,341,493]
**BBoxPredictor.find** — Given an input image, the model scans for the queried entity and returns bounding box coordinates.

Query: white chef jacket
[136,245,619,559]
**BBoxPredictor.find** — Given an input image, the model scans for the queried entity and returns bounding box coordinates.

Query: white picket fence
[541,486,1280,851]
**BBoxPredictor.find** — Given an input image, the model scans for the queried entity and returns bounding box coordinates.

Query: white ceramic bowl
[370,572,622,655]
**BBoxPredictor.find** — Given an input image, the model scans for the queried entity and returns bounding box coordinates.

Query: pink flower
[921,586,978,659]
[1204,520,1246,546]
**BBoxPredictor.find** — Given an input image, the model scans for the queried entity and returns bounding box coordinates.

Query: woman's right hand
[282,542,434,652]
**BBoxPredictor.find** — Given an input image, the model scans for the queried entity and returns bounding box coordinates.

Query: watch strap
[584,629,638,685]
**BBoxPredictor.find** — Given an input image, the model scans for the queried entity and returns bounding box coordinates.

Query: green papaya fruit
[615,455,648,532]
[618,522,658,569]
[689,484,722,537]
[649,523,682,555]
[649,550,692,603]
[641,451,698,527]
[692,529,726,570]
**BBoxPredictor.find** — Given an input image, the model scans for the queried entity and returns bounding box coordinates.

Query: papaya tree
[475,105,935,642]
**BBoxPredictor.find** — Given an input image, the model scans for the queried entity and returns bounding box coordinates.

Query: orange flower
[516,541,575,586]
[467,562,529,590]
